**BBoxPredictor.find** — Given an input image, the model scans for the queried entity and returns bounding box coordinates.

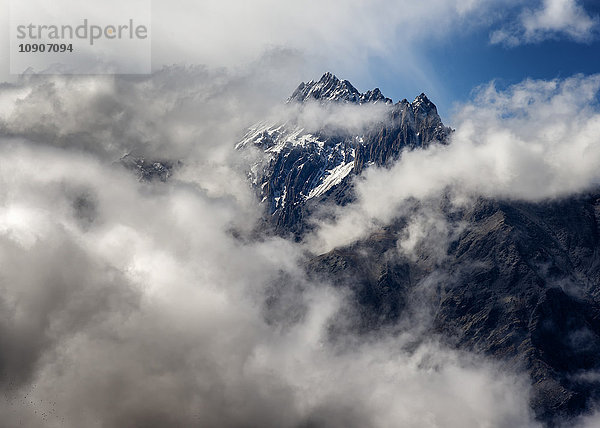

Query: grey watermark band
[16,19,148,46]
[10,0,151,75]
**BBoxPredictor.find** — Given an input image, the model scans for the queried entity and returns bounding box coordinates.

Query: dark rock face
[308,195,600,425]
[120,153,177,182]
[438,197,600,423]
[354,95,449,174]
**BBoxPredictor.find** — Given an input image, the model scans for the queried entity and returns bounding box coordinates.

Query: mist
[0,65,555,427]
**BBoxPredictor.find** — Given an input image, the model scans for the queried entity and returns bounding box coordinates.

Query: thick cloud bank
[0,69,548,427]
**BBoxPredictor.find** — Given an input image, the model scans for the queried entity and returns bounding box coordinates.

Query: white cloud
[0,139,539,428]
[0,60,302,162]
[151,0,484,67]
[491,0,599,46]
[0,0,507,86]
[0,69,543,428]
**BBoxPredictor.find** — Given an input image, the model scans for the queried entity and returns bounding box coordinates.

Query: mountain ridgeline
[237,72,451,237]
[237,73,600,426]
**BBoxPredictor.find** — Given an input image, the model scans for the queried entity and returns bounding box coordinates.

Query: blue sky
[372,30,600,121]
[353,0,600,120]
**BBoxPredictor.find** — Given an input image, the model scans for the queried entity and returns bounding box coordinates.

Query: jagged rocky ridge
[238,73,600,426]
[237,72,451,237]
[288,71,393,104]
[119,153,178,182]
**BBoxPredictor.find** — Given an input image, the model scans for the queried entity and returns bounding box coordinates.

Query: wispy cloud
[491,0,599,46]
[0,0,503,86]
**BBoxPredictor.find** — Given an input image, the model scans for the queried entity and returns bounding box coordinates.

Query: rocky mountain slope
[307,195,600,425]
[237,73,600,426]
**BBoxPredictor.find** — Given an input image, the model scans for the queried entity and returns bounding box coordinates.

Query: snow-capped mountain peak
[288,72,392,105]
[411,92,437,115]
[239,73,451,236]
